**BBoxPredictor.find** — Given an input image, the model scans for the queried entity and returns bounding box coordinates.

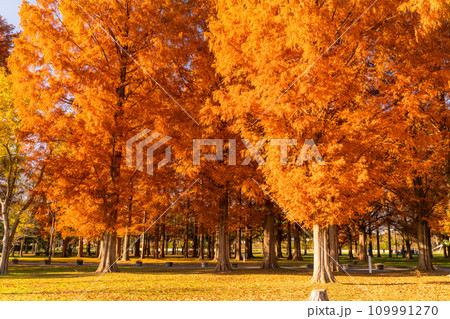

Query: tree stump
[308,289,329,301]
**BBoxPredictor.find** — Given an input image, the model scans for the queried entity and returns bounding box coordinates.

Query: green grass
[8,253,450,268]
[1,254,449,301]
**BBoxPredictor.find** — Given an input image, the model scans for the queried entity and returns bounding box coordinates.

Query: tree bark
[199,233,205,260]
[115,236,122,259]
[311,225,336,283]
[160,220,166,258]
[184,217,189,258]
[376,228,381,257]
[358,228,368,262]
[388,225,392,258]
[215,191,232,272]
[87,241,91,256]
[154,225,160,259]
[308,289,330,301]
[405,238,412,259]
[141,235,146,259]
[261,210,280,269]
[19,238,25,257]
[304,235,308,255]
[0,233,12,274]
[347,226,353,259]
[417,220,434,271]
[96,232,119,273]
[235,228,242,261]
[207,235,213,259]
[328,224,339,272]
[276,225,283,258]
[77,237,83,258]
[192,221,198,258]
[245,226,253,259]
[121,232,130,261]
[61,237,69,258]
[134,236,140,257]
[292,223,303,261]
[286,221,293,260]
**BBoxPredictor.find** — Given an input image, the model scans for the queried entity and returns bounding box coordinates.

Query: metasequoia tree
[372,0,449,271]
[208,0,398,283]
[10,0,206,272]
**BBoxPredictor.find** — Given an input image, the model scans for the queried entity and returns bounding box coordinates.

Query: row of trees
[0,0,449,283]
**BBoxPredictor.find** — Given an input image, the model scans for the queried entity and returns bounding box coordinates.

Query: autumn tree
[10,0,210,272]
[0,68,44,274]
[0,15,15,70]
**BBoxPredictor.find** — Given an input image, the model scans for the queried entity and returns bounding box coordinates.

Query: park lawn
[0,265,449,301]
[7,253,450,268]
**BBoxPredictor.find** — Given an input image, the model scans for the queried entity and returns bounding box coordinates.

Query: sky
[0,0,37,29]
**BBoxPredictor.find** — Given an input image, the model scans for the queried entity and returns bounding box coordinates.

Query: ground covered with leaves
[1,259,449,301]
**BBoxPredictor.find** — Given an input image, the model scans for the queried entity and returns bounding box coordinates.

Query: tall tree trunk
[347,226,353,259]
[87,242,91,256]
[261,210,280,269]
[96,240,101,258]
[292,223,303,261]
[286,221,293,260]
[121,232,130,261]
[96,232,119,273]
[358,228,368,262]
[303,235,308,255]
[61,237,69,257]
[77,237,83,258]
[311,225,336,283]
[368,240,374,258]
[376,228,381,257]
[245,226,253,259]
[0,232,12,275]
[215,191,232,272]
[134,236,140,257]
[328,225,339,272]
[141,235,146,259]
[154,225,160,259]
[207,235,213,259]
[405,238,412,259]
[235,228,242,261]
[276,226,283,258]
[417,220,434,271]
[199,234,205,260]
[214,229,219,260]
[160,220,166,258]
[32,240,37,255]
[19,238,25,257]
[192,221,198,258]
[427,225,433,260]
[172,239,177,255]
[184,217,189,258]
[388,224,392,258]
[115,237,122,259]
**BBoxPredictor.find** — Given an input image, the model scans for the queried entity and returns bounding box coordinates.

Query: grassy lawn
[1,255,449,301]
[7,253,450,268]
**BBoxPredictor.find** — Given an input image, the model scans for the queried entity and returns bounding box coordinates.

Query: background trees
[0,0,448,282]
